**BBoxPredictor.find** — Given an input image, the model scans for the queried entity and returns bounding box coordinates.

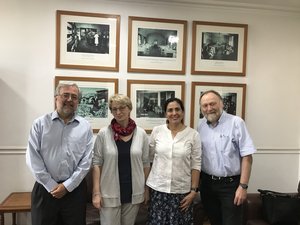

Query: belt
[202,172,240,183]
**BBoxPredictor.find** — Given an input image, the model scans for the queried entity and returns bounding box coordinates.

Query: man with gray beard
[197,90,256,225]
[26,82,93,225]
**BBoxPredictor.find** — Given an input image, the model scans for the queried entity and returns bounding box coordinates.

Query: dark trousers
[200,172,243,225]
[31,179,87,225]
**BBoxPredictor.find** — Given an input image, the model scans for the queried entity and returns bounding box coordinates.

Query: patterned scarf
[111,118,136,141]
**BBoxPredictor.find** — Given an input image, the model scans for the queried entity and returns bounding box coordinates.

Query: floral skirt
[147,189,193,225]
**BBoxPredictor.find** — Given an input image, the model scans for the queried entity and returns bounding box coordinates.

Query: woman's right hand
[92,193,102,209]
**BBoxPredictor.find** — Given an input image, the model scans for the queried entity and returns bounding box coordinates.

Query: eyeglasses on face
[59,93,79,101]
[111,105,127,113]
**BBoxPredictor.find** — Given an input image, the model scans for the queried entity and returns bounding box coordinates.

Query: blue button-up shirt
[26,111,93,192]
[197,111,256,177]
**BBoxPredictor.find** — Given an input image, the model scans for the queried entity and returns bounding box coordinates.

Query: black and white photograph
[128,16,187,74]
[55,76,118,133]
[190,82,246,128]
[128,79,185,133]
[137,28,178,58]
[56,10,120,71]
[201,32,238,61]
[136,90,175,118]
[67,22,110,54]
[192,21,247,76]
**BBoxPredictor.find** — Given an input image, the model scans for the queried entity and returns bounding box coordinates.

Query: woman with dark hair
[146,97,202,225]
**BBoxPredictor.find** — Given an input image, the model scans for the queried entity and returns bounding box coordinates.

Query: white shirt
[146,124,201,194]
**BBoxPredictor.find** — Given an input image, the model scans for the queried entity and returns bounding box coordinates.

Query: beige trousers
[100,203,140,225]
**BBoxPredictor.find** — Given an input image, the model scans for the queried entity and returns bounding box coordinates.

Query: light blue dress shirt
[26,111,93,192]
[197,111,256,177]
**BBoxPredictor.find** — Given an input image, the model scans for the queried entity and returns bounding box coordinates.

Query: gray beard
[206,110,222,124]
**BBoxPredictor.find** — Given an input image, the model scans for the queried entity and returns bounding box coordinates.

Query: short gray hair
[200,90,223,102]
[55,82,81,99]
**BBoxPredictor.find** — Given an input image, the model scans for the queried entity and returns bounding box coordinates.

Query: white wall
[1,0,300,223]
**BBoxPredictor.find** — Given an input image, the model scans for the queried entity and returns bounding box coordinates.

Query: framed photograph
[56,10,120,71]
[55,76,118,133]
[191,21,248,76]
[190,82,246,128]
[127,80,185,133]
[128,16,187,74]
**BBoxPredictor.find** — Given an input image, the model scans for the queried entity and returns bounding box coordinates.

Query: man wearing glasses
[26,82,93,225]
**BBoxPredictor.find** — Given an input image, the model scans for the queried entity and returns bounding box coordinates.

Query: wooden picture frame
[56,10,120,71]
[55,76,118,133]
[127,79,185,133]
[128,16,187,74]
[191,21,248,76]
[190,82,246,128]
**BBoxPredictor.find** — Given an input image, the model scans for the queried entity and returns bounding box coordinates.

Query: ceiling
[111,0,300,13]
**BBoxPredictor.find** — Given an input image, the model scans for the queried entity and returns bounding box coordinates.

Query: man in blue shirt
[26,82,93,225]
[197,90,256,225]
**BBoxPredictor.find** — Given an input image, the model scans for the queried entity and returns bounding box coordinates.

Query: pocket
[217,133,231,153]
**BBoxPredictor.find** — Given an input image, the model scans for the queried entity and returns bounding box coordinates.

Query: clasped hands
[50,183,68,199]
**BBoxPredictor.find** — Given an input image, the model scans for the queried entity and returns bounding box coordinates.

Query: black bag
[258,189,300,225]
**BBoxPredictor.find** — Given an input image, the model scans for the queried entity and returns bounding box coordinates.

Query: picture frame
[56,10,120,71]
[190,82,246,128]
[54,76,118,133]
[127,79,185,133]
[191,21,248,76]
[128,16,187,74]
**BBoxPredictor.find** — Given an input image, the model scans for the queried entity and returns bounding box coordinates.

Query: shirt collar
[52,111,80,123]
[218,110,226,124]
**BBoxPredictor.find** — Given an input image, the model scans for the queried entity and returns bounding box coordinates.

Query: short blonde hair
[109,94,132,111]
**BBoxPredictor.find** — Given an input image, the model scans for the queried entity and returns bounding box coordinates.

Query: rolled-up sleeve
[191,131,202,171]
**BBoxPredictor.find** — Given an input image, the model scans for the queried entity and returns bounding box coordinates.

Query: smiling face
[200,92,223,125]
[165,100,184,125]
[109,94,132,127]
[55,85,79,122]
[110,102,131,125]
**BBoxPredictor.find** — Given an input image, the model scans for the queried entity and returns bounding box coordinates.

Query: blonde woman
[92,94,150,225]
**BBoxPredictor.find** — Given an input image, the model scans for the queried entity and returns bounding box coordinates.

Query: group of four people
[26,82,256,225]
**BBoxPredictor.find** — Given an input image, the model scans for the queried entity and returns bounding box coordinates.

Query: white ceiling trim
[109,0,300,13]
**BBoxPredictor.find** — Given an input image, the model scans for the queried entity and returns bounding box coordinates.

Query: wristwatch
[239,183,248,190]
[191,187,199,192]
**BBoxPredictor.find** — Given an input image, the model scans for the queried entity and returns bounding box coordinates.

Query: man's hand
[50,183,68,199]
[234,186,247,205]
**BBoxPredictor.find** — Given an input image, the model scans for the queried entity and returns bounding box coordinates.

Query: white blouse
[146,124,201,194]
